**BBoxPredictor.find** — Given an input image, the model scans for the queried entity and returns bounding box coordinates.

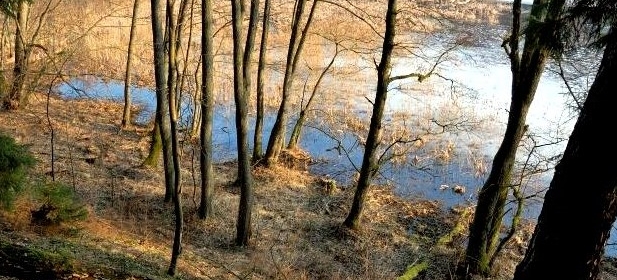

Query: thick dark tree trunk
[4,1,29,110]
[513,26,617,280]
[150,0,174,203]
[122,0,141,128]
[462,0,566,275]
[343,0,396,230]
[231,0,254,247]
[198,0,215,219]
[252,0,270,163]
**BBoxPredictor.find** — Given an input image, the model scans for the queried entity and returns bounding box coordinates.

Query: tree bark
[122,0,141,128]
[198,0,214,219]
[462,0,566,275]
[142,124,163,168]
[343,0,396,230]
[166,0,184,275]
[242,0,259,105]
[513,25,617,280]
[264,0,317,165]
[149,0,174,203]
[231,0,254,247]
[252,0,270,163]
[4,0,29,110]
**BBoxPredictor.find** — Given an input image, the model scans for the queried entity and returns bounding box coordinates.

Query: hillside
[0,92,482,279]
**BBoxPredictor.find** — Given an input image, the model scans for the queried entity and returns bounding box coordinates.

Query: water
[55,21,615,255]
[56,76,488,208]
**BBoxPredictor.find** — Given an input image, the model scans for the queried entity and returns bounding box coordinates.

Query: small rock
[453,185,466,194]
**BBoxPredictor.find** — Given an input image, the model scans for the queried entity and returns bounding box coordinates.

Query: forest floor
[0,93,615,280]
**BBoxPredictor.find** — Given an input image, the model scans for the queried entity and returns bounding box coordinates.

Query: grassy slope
[0,93,475,279]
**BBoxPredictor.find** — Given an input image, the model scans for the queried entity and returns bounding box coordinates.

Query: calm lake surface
[56,18,614,255]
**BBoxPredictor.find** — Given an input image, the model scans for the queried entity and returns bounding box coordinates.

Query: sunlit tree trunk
[264,0,317,165]
[231,0,254,247]
[166,18,183,280]
[514,24,617,280]
[122,0,141,128]
[4,0,29,110]
[252,0,270,163]
[243,0,259,107]
[343,0,396,230]
[461,0,566,276]
[143,124,162,168]
[149,0,174,202]
[165,0,185,275]
[198,0,214,219]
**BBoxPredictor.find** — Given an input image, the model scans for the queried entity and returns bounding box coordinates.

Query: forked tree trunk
[343,0,396,230]
[252,0,271,163]
[462,0,566,275]
[514,25,617,280]
[165,0,186,275]
[198,0,215,219]
[264,0,317,165]
[149,0,174,202]
[231,0,254,247]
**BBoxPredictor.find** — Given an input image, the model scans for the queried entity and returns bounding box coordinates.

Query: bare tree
[198,0,215,219]
[287,42,341,149]
[230,0,256,247]
[263,0,318,165]
[122,0,141,128]
[252,0,270,163]
[343,0,397,230]
[461,0,567,276]
[514,22,617,280]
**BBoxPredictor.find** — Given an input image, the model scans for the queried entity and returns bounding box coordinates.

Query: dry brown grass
[0,1,564,279]
[0,92,468,279]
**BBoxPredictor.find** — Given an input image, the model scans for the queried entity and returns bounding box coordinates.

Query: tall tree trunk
[122,0,141,128]
[343,0,396,230]
[287,43,338,149]
[252,0,271,163]
[462,0,566,275]
[150,0,174,203]
[231,0,254,247]
[198,0,214,219]
[166,21,184,280]
[166,0,184,275]
[4,0,29,110]
[242,0,258,162]
[264,0,317,165]
[514,25,617,280]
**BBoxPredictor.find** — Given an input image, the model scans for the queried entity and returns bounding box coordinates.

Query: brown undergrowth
[0,93,593,280]
[0,92,459,279]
